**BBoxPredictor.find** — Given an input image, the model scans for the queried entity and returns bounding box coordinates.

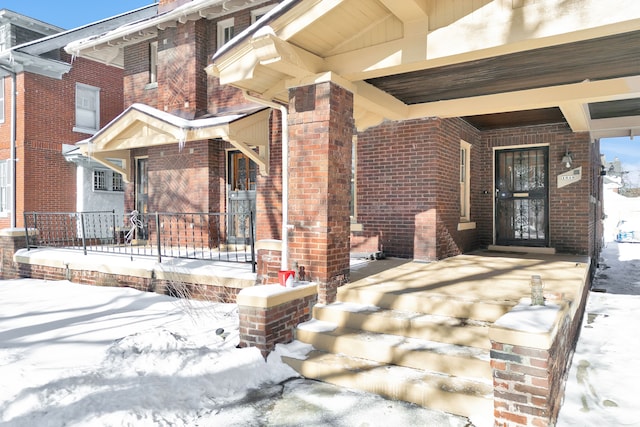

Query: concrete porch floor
[348,250,591,309]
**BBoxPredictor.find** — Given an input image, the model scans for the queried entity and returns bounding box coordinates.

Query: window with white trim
[93,170,107,191]
[75,83,100,134]
[217,18,234,49]
[149,41,158,84]
[251,5,276,23]
[93,168,123,192]
[460,140,471,222]
[0,160,10,213]
[0,77,5,124]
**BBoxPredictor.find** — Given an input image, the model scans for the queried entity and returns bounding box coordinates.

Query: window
[149,41,158,84]
[0,77,4,124]
[93,168,123,192]
[93,170,107,191]
[112,172,124,192]
[458,140,475,230]
[0,160,10,213]
[251,5,276,23]
[75,83,100,134]
[217,18,234,49]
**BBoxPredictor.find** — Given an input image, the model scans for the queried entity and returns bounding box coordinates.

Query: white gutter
[0,64,17,227]
[242,90,290,271]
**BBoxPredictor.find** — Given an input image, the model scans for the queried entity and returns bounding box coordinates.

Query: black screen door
[495,147,549,247]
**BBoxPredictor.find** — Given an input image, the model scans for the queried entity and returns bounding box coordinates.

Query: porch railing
[23,210,255,271]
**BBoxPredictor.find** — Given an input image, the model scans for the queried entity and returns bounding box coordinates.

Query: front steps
[280,280,516,419]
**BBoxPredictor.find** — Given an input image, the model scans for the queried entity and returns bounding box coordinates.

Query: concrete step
[281,348,493,420]
[312,302,491,349]
[295,319,491,379]
[337,284,514,322]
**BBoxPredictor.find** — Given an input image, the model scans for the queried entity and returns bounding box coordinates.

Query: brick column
[287,82,353,304]
[0,228,30,279]
[490,298,584,426]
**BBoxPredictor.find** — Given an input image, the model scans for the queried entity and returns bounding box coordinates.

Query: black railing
[23,210,256,271]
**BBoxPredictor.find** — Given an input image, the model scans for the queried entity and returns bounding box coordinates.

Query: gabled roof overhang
[80,103,270,182]
[209,0,640,138]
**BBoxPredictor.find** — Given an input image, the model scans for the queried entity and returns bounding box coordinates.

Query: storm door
[495,147,548,247]
[227,151,256,244]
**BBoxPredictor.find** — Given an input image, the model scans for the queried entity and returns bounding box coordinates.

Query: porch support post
[287,82,353,304]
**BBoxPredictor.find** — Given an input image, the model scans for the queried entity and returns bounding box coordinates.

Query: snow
[493,299,562,333]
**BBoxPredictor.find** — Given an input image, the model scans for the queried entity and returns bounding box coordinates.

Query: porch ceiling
[210,0,640,138]
[80,104,270,182]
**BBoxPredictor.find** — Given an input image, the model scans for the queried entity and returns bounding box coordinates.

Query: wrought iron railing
[23,210,255,271]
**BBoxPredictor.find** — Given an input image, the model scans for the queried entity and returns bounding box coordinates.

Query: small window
[112,172,124,192]
[217,18,234,49]
[93,170,107,191]
[149,41,158,84]
[0,160,10,213]
[75,83,100,134]
[460,140,472,222]
[0,77,5,124]
[251,5,276,23]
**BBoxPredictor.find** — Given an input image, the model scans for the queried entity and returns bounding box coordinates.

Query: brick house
[0,6,157,229]
[64,0,640,296]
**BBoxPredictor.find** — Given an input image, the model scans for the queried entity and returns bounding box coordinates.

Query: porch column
[287,82,353,304]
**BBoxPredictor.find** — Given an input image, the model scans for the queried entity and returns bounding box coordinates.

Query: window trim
[458,139,476,230]
[74,83,100,135]
[0,159,10,215]
[149,41,158,84]
[217,17,235,49]
[92,168,124,193]
[0,77,5,124]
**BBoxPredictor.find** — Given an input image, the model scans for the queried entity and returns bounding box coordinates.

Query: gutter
[242,90,290,272]
[0,64,17,227]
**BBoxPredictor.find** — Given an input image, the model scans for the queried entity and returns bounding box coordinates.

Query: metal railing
[23,210,256,271]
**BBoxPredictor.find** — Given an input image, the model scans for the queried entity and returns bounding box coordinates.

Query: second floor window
[217,18,234,49]
[75,83,100,134]
[149,41,158,84]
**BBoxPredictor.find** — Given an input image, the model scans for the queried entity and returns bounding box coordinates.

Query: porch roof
[79,103,271,182]
[209,0,640,138]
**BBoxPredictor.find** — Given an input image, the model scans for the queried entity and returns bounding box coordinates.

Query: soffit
[210,0,640,138]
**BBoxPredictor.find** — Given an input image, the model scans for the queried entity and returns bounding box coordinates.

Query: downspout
[0,64,17,228]
[242,90,290,271]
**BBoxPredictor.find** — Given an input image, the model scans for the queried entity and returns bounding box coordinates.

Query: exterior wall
[356,119,598,261]
[0,53,124,229]
[355,117,480,261]
[287,82,353,303]
[477,124,594,256]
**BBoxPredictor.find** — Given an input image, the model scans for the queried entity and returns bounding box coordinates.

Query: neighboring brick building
[0,7,156,228]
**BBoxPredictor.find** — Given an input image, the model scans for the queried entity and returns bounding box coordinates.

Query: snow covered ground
[557,241,640,426]
[0,279,468,427]
[2,242,640,426]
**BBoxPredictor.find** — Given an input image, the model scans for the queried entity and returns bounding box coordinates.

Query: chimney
[159,0,192,13]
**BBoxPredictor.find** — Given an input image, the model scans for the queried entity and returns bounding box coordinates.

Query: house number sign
[557,166,582,189]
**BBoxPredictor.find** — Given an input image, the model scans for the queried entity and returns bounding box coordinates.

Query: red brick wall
[356,116,480,261]
[288,82,353,303]
[477,124,593,256]
[124,43,159,109]
[0,53,124,228]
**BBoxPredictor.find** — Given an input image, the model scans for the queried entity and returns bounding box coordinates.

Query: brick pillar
[288,82,353,304]
[0,228,29,279]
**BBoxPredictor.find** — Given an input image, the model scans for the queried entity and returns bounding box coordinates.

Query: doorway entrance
[227,151,256,244]
[495,147,549,247]
[134,157,149,241]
